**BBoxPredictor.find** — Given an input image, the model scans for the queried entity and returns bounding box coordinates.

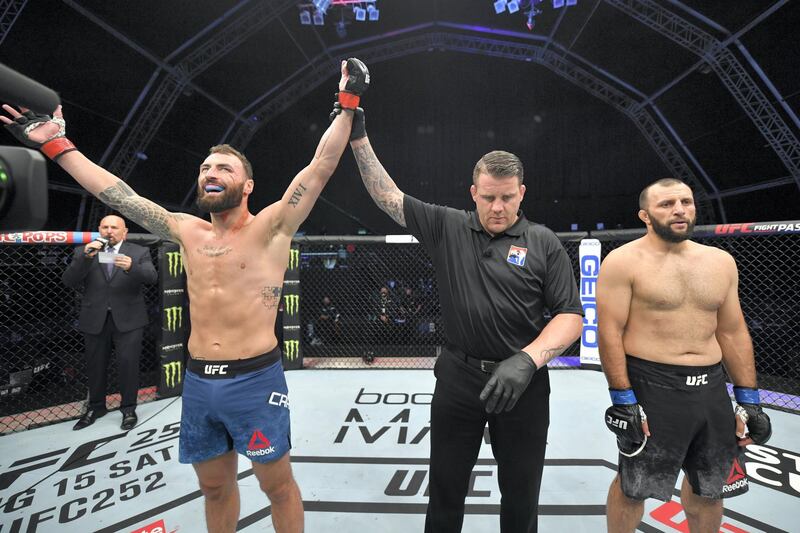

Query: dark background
[1,0,798,234]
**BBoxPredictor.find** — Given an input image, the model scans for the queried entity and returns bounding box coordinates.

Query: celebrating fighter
[2,58,369,533]
[597,178,772,533]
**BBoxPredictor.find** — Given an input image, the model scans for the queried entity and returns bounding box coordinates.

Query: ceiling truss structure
[214,28,716,222]
[606,0,800,192]
[12,1,793,227]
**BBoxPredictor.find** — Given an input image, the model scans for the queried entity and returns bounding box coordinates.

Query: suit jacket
[61,241,158,335]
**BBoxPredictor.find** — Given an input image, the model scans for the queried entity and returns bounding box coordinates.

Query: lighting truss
[492,0,577,30]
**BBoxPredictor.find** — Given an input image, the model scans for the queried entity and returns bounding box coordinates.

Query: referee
[347,110,583,533]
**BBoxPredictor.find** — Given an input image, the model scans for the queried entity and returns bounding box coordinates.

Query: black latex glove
[479,351,537,413]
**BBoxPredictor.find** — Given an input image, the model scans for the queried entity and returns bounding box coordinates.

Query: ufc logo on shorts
[606,415,627,430]
[269,392,290,408]
[204,364,229,375]
[686,374,708,386]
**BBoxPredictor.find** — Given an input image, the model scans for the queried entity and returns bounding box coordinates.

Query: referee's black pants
[84,312,144,415]
[424,347,550,533]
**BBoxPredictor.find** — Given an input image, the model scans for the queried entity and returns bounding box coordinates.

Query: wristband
[41,138,77,161]
[609,388,637,405]
[337,91,360,110]
[733,386,760,405]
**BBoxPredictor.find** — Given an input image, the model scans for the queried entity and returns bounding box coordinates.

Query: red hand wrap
[337,92,360,110]
[41,138,77,161]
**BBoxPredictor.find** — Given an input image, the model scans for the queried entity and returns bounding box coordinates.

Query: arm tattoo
[98,179,183,241]
[352,144,406,227]
[261,286,282,309]
[288,183,307,207]
[537,345,566,367]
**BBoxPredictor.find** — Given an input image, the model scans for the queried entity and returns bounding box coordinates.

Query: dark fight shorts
[178,347,291,465]
[618,355,748,501]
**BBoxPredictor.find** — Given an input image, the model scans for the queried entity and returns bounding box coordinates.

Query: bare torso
[179,210,290,360]
[620,239,733,365]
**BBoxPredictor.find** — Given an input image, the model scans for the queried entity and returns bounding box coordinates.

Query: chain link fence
[295,227,799,412]
[1,237,161,433]
[2,223,798,433]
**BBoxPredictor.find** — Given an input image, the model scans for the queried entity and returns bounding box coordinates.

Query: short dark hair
[639,178,687,209]
[472,150,524,184]
[209,144,253,180]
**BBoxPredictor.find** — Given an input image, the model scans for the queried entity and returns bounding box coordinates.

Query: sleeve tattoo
[98,180,186,240]
[352,144,406,227]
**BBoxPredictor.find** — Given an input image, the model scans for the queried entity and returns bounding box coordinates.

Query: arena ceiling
[1,0,798,233]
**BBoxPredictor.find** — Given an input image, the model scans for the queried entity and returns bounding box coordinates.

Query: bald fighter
[3,58,369,533]
[597,178,772,533]
[61,214,157,431]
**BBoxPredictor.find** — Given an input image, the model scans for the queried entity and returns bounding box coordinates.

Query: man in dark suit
[62,214,157,430]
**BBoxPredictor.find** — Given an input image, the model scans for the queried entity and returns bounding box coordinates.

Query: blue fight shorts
[178,347,291,465]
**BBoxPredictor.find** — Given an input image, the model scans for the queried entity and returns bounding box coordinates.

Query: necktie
[105,246,114,277]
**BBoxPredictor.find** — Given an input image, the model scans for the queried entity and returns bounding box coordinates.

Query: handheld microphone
[95,236,109,250]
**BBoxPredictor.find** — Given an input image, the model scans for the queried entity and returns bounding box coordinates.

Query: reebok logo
[722,458,749,494]
[246,430,276,457]
[727,458,746,484]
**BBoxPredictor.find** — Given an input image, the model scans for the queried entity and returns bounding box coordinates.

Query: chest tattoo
[197,245,232,257]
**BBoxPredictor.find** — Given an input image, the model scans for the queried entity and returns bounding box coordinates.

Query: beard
[650,214,695,243]
[196,181,245,213]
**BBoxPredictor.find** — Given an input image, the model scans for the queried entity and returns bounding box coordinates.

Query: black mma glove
[329,102,366,141]
[336,57,369,110]
[605,388,648,457]
[479,351,537,414]
[3,108,76,160]
[734,386,772,444]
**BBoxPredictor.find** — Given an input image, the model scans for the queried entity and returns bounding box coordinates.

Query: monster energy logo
[164,306,183,332]
[163,361,182,388]
[284,340,300,361]
[166,251,184,277]
[288,248,299,270]
[284,294,299,316]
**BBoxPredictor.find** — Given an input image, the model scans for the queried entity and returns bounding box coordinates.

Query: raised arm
[272,59,368,236]
[1,105,190,243]
[350,136,406,227]
[597,249,634,389]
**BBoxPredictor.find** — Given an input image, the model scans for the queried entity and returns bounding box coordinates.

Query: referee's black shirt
[403,195,583,360]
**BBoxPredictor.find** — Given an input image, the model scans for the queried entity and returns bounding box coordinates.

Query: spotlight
[494,0,507,14]
[336,20,347,38]
[314,0,331,13]
[567,0,577,5]
[299,10,311,25]
[553,0,565,7]
[367,5,379,21]
[313,10,324,25]
[354,6,366,21]
[508,0,519,13]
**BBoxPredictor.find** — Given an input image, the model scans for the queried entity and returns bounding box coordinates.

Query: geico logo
[204,364,228,375]
[269,392,290,408]
[246,446,276,456]
[355,388,432,405]
[579,252,600,348]
[722,479,749,492]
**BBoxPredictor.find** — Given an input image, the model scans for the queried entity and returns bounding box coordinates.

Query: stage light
[314,0,331,13]
[367,5,379,21]
[508,0,520,13]
[313,10,324,25]
[494,0,507,14]
[300,10,312,25]
[354,6,366,21]
[566,0,577,4]
[553,0,565,7]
